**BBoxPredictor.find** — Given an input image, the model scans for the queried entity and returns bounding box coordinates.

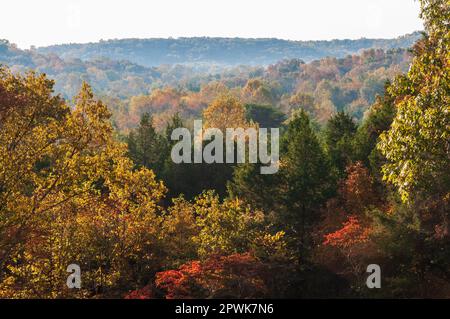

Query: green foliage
[378,0,450,204]
[228,161,279,213]
[127,113,167,174]
[280,111,333,243]
[245,104,286,128]
[350,84,396,185]
[194,191,264,257]
[230,110,334,262]
[324,111,357,176]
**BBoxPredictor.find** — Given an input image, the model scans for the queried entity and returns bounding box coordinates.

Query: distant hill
[36,32,422,67]
[1,35,416,130]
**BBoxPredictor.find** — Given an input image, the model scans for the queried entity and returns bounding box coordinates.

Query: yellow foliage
[0,68,166,298]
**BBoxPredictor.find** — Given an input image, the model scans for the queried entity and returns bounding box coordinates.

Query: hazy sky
[1,0,423,49]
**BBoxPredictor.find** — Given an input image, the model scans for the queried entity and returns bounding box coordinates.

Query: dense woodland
[0,0,449,298]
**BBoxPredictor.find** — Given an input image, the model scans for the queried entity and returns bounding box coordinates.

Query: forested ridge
[35,32,421,66]
[0,0,449,299]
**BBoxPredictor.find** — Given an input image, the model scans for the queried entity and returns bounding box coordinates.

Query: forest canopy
[0,0,448,299]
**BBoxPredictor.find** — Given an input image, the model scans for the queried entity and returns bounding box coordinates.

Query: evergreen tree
[245,104,286,128]
[127,113,166,175]
[280,110,333,259]
[324,111,357,176]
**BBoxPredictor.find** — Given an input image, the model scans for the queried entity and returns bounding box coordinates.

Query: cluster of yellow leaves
[0,69,166,298]
[203,94,249,131]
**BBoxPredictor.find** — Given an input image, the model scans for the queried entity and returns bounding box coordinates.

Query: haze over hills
[1,32,416,129]
[35,32,422,67]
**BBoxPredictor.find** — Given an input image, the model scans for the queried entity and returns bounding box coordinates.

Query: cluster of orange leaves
[323,216,370,249]
[125,253,269,299]
[124,285,154,299]
[155,260,204,299]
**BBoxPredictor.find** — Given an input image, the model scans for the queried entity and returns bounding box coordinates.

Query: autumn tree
[378,0,449,205]
[203,93,248,130]
[321,215,375,293]
[0,69,166,298]
[241,79,277,105]
[0,69,69,277]
[190,191,286,259]
[160,196,200,268]
[289,92,315,114]
[126,252,295,299]
[373,0,450,296]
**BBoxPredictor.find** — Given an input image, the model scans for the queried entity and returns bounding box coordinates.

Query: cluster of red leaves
[124,285,153,299]
[155,253,268,299]
[155,261,203,299]
[323,216,370,249]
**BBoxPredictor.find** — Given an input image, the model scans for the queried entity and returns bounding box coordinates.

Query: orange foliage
[124,285,154,299]
[155,253,269,299]
[323,216,370,249]
[340,162,378,215]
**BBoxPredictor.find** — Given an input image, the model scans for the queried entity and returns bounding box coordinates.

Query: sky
[1,0,424,49]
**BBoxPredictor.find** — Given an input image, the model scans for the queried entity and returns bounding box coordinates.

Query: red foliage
[155,253,269,299]
[323,216,370,249]
[124,285,154,299]
[318,162,379,239]
[155,261,203,299]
